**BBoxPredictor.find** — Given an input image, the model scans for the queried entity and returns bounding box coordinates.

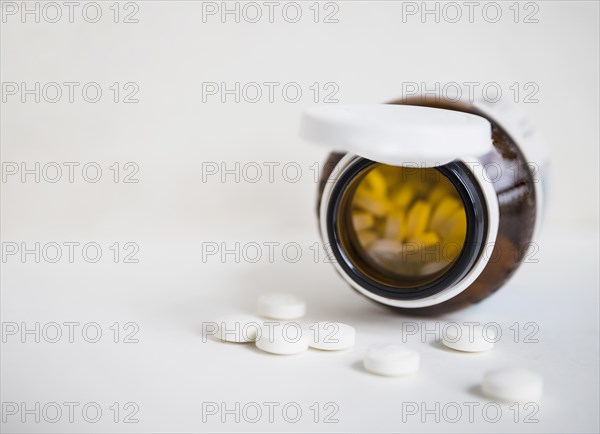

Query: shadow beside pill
[430,340,455,353]
[467,384,487,400]
[350,360,369,375]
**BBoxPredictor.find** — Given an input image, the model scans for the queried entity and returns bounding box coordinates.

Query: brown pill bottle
[301,96,548,314]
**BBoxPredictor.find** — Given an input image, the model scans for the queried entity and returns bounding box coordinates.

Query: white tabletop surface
[1,227,598,433]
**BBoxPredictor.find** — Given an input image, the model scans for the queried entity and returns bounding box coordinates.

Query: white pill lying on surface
[363,345,420,376]
[255,322,308,355]
[257,293,306,320]
[308,322,356,351]
[442,324,495,352]
[482,368,543,402]
[215,315,262,343]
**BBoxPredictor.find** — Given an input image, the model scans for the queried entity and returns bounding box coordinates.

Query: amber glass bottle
[308,97,546,314]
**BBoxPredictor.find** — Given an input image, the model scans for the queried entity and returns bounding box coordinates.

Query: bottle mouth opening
[326,158,488,301]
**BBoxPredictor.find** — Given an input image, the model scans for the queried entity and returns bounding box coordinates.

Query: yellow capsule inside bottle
[336,164,468,288]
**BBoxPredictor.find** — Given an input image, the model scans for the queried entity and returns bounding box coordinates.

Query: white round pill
[215,315,262,343]
[442,324,495,352]
[257,293,306,320]
[363,345,420,377]
[482,368,543,402]
[255,322,308,355]
[308,322,355,351]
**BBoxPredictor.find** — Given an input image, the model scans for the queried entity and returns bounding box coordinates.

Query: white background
[1,1,599,433]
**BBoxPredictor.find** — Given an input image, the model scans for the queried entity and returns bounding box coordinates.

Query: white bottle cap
[300,104,492,167]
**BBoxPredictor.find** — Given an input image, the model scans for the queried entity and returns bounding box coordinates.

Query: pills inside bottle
[339,164,468,286]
